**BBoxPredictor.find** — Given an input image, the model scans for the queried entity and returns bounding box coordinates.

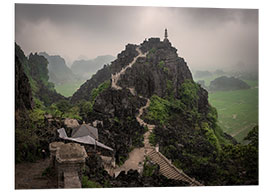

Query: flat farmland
[208,80,258,143]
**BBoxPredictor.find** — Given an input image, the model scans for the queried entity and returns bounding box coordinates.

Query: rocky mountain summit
[69,36,237,185]
[73,37,209,119]
[72,38,197,103]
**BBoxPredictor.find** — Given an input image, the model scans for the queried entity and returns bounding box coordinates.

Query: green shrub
[157,60,169,73]
[81,175,102,188]
[179,80,199,110]
[158,60,165,69]
[143,161,158,177]
[166,80,174,99]
[202,122,221,152]
[90,80,110,102]
[149,132,156,146]
[146,95,170,125]
[149,47,156,54]
[29,108,46,129]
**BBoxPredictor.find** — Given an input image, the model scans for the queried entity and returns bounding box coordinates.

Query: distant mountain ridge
[71,55,115,80]
[15,44,66,106]
[39,52,80,85]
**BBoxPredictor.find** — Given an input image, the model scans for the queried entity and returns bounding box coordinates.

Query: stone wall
[49,142,88,188]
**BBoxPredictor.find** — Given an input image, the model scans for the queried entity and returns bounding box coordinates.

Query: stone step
[166,172,181,179]
[159,164,172,172]
[150,155,168,166]
[160,166,176,174]
[147,152,197,184]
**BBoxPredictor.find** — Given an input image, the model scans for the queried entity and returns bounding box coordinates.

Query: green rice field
[55,80,85,97]
[208,79,258,143]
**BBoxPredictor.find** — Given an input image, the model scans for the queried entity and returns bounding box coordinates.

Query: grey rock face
[117,38,193,98]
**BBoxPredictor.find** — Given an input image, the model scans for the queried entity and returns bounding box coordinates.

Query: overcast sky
[15,4,258,71]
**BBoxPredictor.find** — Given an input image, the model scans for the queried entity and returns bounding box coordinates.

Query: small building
[57,125,113,152]
[71,123,98,140]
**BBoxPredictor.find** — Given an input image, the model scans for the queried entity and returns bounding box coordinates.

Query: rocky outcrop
[117,38,193,98]
[209,76,250,91]
[15,54,33,110]
[70,44,138,103]
[94,88,146,118]
[71,38,194,102]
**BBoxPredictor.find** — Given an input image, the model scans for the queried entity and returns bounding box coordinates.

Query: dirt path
[15,158,57,189]
[136,98,155,150]
[113,148,145,176]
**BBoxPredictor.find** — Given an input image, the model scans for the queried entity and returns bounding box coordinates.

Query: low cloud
[15,4,258,71]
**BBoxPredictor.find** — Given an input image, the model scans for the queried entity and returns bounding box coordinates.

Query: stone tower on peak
[164,28,168,40]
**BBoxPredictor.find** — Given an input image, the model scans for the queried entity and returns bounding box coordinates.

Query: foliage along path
[110,46,202,186]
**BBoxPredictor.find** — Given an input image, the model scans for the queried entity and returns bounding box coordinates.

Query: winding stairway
[109,46,203,186]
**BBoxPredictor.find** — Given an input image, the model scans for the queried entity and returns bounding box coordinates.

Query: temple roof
[71,123,98,140]
[57,128,113,151]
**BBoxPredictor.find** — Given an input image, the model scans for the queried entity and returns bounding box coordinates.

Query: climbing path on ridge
[110,46,203,186]
[111,47,147,95]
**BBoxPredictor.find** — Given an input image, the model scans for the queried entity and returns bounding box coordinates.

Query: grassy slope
[208,79,258,143]
[55,80,85,97]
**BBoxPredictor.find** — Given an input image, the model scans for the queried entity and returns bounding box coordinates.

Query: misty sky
[15,4,258,71]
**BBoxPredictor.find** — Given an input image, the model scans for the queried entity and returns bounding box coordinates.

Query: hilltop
[69,36,257,186]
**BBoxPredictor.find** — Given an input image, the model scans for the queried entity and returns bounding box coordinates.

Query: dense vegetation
[144,79,258,185]
[15,44,73,163]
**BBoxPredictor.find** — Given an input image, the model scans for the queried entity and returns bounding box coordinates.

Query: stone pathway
[136,98,155,151]
[15,158,57,189]
[111,46,147,94]
[113,148,145,177]
[110,99,154,177]
[108,47,150,176]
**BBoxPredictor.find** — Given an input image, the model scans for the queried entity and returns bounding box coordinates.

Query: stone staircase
[111,46,147,93]
[147,148,203,186]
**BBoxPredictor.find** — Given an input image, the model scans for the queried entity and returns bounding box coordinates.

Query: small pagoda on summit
[164,28,168,40]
